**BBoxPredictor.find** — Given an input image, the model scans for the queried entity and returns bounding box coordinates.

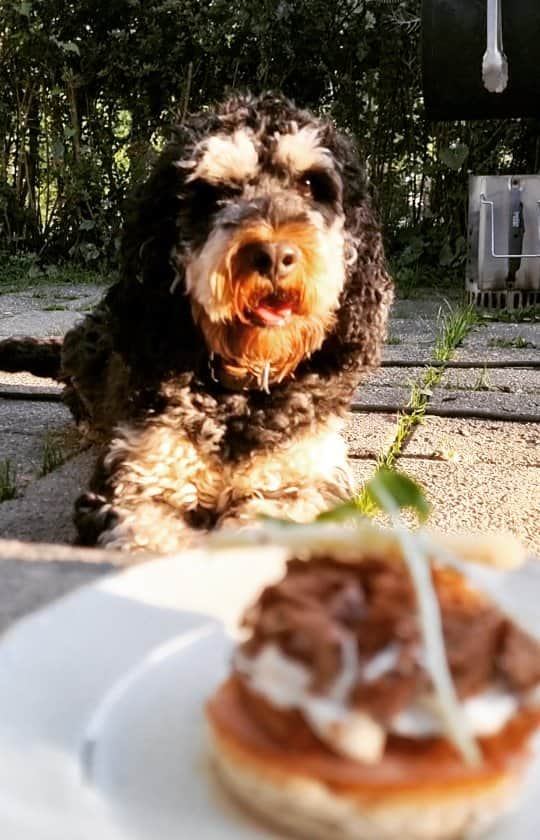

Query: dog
[0,92,393,553]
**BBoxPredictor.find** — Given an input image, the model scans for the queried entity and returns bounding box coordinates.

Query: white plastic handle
[482,0,508,93]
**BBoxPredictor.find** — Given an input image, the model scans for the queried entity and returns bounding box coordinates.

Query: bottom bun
[206,679,536,840]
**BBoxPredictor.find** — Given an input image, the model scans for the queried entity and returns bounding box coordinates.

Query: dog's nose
[251,242,300,281]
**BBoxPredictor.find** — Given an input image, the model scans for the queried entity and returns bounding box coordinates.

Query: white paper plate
[0,546,539,840]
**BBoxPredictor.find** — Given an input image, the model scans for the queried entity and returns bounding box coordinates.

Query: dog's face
[172,98,359,386]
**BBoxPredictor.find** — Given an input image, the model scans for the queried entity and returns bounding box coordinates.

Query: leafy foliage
[1,0,539,275]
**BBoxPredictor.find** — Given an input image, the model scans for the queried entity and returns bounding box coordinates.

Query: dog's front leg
[74,422,220,553]
[216,423,355,531]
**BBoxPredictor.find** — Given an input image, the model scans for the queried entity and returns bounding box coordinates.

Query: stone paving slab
[0,449,96,544]
[385,318,439,341]
[349,458,380,488]
[0,282,102,340]
[0,309,83,339]
[351,386,411,410]
[0,555,112,634]
[430,389,540,419]
[381,316,437,365]
[439,367,540,393]
[401,458,539,555]
[344,413,398,458]
[363,367,425,388]
[402,416,540,468]
[389,291,462,320]
[0,538,144,631]
[0,433,49,488]
[455,322,540,365]
[0,400,78,490]
[0,371,60,391]
[0,283,102,316]
[382,345,434,364]
[0,398,70,434]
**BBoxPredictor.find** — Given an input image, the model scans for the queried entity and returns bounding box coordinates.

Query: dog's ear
[120,144,186,294]
[319,126,393,368]
[338,195,394,364]
[108,133,203,377]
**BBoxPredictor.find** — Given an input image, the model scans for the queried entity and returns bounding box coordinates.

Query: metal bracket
[480,194,540,258]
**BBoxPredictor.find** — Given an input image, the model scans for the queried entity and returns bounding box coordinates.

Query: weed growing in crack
[355,306,478,515]
[0,460,18,501]
[40,434,65,477]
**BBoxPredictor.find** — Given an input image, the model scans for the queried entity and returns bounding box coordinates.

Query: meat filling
[238,557,540,728]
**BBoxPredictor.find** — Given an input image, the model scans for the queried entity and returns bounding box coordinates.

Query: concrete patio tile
[350,386,411,410]
[363,367,425,388]
[401,415,540,468]
[455,322,540,364]
[399,458,539,555]
[429,389,540,419]
[344,413,398,458]
[0,449,97,544]
[0,371,60,391]
[349,458,379,489]
[438,367,540,394]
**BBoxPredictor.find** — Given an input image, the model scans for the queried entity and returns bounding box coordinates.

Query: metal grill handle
[479,194,540,258]
[482,0,508,93]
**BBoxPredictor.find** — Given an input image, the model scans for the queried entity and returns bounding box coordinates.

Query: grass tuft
[433,305,478,363]
[488,336,534,349]
[0,460,18,502]
[472,366,493,391]
[481,307,539,324]
[40,434,65,477]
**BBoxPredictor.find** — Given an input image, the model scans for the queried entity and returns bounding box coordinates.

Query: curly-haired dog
[0,92,393,552]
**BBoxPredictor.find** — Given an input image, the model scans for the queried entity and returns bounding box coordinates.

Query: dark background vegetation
[2,0,540,289]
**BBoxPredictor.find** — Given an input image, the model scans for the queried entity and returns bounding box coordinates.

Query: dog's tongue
[252,300,293,326]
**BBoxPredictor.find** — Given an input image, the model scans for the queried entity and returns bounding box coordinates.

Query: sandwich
[206,525,540,839]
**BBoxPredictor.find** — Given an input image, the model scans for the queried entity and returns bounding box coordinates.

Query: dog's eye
[191,180,221,212]
[190,179,241,212]
[297,170,338,204]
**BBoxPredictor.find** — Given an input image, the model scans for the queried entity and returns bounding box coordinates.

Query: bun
[207,677,536,840]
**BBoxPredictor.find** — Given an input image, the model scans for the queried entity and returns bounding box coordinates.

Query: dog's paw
[73,491,126,547]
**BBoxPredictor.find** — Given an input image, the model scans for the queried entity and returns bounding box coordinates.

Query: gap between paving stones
[355,306,479,513]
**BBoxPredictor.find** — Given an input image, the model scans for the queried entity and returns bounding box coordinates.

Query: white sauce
[235,642,385,763]
[236,644,524,762]
[392,689,518,738]
[362,643,400,682]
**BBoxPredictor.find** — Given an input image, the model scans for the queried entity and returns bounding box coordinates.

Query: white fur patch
[275,126,332,175]
[187,129,258,185]
[309,214,346,313]
[185,226,235,321]
[99,418,352,552]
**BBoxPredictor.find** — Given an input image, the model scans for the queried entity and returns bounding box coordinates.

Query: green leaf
[315,501,363,523]
[439,143,469,171]
[366,469,430,522]
[16,1,32,17]
[439,240,454,267]
[62,41,80,55]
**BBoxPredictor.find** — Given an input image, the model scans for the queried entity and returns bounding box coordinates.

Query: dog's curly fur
[2,92,393,552]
